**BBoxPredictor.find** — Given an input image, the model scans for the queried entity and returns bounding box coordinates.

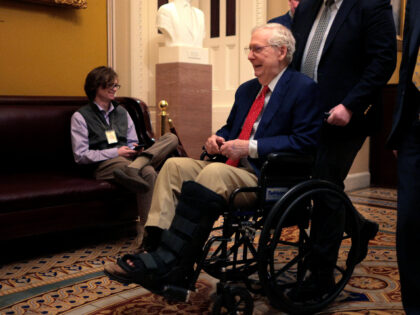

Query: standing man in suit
[290,0,397,297]
[387,0,420,312]
[104,24,323,293]
[268,0,300,29]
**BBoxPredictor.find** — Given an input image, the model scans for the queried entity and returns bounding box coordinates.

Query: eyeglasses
[107,83,121,90]
[244,45,275,54]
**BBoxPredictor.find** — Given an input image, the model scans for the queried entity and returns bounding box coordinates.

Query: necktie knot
[261,85,270,97]
[325,0,334,7]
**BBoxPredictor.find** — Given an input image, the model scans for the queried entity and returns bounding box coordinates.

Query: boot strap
[172,216,198,238]
[138,253,158,270]
[138,250,177,270]
[161,230,187,254]
[155,249,177,265]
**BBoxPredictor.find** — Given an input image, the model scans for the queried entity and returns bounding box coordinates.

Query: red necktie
[226,85,269,167]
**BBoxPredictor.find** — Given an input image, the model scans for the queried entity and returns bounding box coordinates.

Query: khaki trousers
[146,157,258,230]
[93,132,179,224]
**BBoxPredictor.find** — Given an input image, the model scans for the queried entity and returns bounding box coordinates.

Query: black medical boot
[115,181,226,295]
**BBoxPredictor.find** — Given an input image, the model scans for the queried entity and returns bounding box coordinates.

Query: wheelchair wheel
[212,286,253,315]
[258,179,360,315]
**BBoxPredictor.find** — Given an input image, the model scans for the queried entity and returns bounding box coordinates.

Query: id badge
[105,130,118,144]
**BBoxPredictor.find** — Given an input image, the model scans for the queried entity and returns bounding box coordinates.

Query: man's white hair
[252,23,296,65]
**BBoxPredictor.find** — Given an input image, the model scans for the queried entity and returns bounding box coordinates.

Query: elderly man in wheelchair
[105,23,377,314]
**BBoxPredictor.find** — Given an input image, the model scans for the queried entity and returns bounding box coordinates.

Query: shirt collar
[94,102,115,114]
[267,67,287,92]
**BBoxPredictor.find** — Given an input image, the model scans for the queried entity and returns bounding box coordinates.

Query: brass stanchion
[158,100,188,156]
[159,100,168,137]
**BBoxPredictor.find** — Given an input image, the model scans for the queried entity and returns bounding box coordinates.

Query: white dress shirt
[248,67,287,158]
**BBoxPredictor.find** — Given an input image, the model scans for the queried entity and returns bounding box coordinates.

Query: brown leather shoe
[113,166,150,193]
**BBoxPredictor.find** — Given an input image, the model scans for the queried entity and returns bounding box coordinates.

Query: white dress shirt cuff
[249,139,258,158]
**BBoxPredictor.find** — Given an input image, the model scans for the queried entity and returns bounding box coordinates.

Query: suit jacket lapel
[407,0,420,60]
[322,0,357,56]
[254,68,292,138]
[232,82,260,138]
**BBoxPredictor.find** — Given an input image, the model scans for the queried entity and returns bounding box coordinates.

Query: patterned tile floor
[0,187,402,314]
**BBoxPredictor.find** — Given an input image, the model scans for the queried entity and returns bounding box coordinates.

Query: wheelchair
[163,152,362,315]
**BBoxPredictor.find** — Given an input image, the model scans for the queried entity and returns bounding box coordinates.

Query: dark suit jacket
[387,0,420,148]
[216,67,322,175]
[268,12,293,29]
[292,0,397,137]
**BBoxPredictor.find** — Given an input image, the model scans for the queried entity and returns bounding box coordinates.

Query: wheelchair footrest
[162,285,192,302]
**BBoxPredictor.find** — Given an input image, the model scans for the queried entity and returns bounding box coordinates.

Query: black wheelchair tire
[257,179,360,315]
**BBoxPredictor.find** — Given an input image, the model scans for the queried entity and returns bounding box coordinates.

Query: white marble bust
[157,0,205,48]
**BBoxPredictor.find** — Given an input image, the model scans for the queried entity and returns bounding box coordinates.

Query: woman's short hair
[84,66,118,102]
[252,23,296,65]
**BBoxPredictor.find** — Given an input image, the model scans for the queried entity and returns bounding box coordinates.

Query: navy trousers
[396,122,420,314]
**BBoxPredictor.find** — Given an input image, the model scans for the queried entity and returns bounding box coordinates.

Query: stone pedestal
[158,46,209,64]
[156,61,212,159]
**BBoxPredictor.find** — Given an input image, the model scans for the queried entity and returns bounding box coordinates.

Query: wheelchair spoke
[334,264,345,275]
[271,250,307,279]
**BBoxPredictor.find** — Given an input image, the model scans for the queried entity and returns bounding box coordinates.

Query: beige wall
[0,0,108,96]
[267,0,289,21]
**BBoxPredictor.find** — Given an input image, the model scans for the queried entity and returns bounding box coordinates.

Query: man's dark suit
[268,12,293,29]
[387,0,420,312]
[293,0,396,139]
[291,0,397,271]
[217,67,321,176]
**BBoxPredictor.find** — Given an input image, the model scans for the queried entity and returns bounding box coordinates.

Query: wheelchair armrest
[266,152,314,166]
[259,152,314,189]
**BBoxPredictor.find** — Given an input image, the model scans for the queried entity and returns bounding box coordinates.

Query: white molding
[238,0,267,84]
[129,0,143,99]
[107,0,115,68]
[344,172,371,192]
[256,0,267,25]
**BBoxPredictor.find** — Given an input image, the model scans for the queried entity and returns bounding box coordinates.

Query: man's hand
[220,139,249,160]
[326,104,353,126]
[118,146,136,159]
[205,135,225,155]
